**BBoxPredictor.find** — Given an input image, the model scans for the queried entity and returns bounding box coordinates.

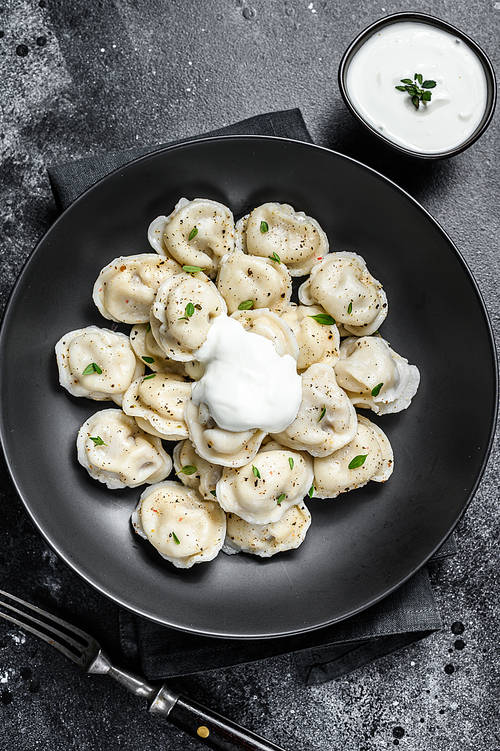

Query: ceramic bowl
[338,12,497,159]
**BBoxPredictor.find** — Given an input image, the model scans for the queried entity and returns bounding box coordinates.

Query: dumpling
[312,415,394,498]
[224,500,311,557]
[172,439,223,501]
[230,308,299,360]
[298,252,388,336]
[334,336,420,414]
[184,400,266,468]
[236,202,329,276]
[122,372,192,439]
[150,271,227,361]
[55,326,145,405]
[92,254,181,324]
[76,408,172,489]
[132,481,226,568]
[129,323,190,377]
[216,445,313,524]
[216,251,292,315]
[149,198,235,278]
[280,303,340,372]
[271,363,358,457]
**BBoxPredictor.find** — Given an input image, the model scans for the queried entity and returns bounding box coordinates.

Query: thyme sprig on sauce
[395,73,436,110]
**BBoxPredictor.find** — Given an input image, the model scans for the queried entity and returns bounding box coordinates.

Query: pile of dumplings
[55,198,420,569]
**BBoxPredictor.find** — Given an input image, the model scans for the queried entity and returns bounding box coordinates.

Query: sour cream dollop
[346,21,488,154]
[191,314,302,433]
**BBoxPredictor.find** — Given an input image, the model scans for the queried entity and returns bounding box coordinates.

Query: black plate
[0,136,497,638]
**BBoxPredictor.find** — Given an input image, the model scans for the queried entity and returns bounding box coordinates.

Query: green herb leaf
[371,382,383,397]
[188,227,198,241]
[142,356,155,363]
[143,373,156,380]
[210,490,217,497]
[252,465,261,479]
[172,531,181,545]
[260,220,269,233]
[182,265,204,274]
[268,251,281,264]
[308,313,336,326]
[318,405,326,422]
[89,436,106,446]
[277,493,286,505]
[82,362,102,375]
[348,454,368,470]
[308,485,314,498]
[179,302,195,320]
[176,465,198,476]
[347,301,353,315]
[238,299,254,310]
[396,73,436,108]
[288,457,294,470]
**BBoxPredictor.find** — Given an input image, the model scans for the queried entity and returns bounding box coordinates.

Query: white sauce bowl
[338,12,496,159]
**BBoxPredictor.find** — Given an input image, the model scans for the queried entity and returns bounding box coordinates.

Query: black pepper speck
[451,621,465,635]
[444,664,455,674]
[15,43,29,57]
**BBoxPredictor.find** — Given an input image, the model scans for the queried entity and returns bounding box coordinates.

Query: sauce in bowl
[341,16,494,156]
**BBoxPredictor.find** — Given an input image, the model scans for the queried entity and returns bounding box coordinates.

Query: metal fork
[0,589,286,751]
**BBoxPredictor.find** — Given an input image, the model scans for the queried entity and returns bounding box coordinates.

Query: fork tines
[0,589,100,670]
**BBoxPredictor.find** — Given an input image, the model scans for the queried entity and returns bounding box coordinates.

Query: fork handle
[152,688,287,751]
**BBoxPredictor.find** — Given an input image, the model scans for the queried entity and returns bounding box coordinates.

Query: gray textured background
[0,1,499,749]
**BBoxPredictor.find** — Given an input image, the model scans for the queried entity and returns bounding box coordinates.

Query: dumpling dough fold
[271,363,358,457]
[77,408,172,489]
[132,481,226,568]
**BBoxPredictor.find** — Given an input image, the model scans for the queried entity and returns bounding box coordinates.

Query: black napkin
[47,107,454,685]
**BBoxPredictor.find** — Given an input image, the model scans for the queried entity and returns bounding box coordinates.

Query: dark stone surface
[0,1,499,749]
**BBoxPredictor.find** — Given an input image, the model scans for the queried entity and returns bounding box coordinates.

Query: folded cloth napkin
[47,107,455,685]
